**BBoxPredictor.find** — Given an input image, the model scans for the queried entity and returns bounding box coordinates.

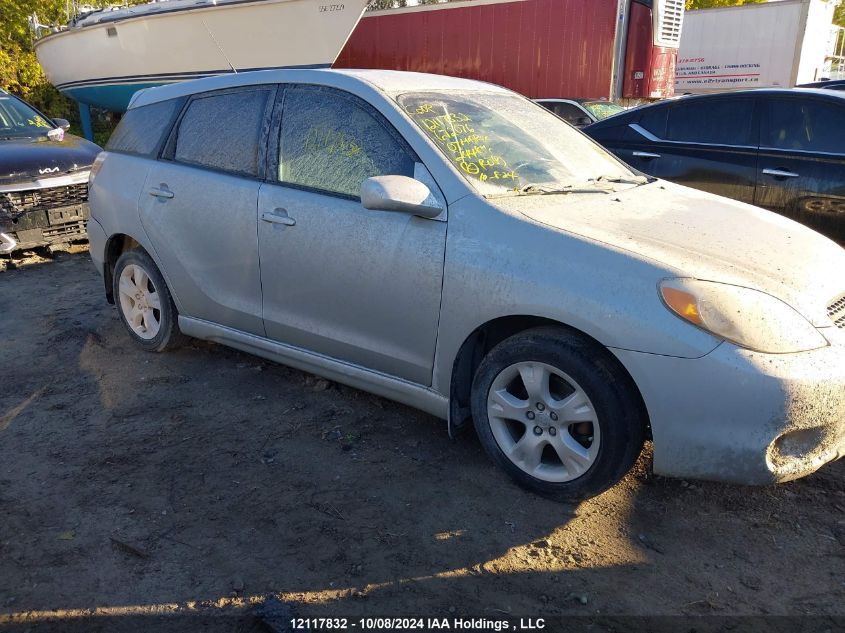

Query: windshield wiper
[517,183,613,195]
[594,174,651,186]
[487,180,622,199]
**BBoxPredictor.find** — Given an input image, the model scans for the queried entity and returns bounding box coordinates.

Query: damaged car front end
[1,170,93,254]
[0,90,101,254]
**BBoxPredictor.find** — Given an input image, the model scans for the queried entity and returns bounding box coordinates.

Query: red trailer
[335,0,684,101]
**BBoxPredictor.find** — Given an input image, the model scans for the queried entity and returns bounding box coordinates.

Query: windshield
[0,94,55,139]
[582,101,625,120]
[396,91,635,196]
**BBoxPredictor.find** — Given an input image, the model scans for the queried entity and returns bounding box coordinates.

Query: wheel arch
[102,233,144,304]
[447,315,651,440]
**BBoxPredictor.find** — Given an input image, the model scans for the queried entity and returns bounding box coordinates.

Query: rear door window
[762,98,845,154]
[173,87,274,177]
[106,98,184,157]
[666,98,755,146]
[277,86,416,198]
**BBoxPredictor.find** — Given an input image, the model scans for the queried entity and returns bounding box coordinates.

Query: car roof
[673,88,845,101]
[128,68,510,109]
[798,79,845,88]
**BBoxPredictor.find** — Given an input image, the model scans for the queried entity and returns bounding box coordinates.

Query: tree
[367,0,443,10]
[685,0,765,9]
[0,0,67,100]
[1,0,145,134]
[367,0,396,8]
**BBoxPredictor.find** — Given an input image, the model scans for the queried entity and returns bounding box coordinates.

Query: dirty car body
[87,69,845,497]
[0,90,100,254]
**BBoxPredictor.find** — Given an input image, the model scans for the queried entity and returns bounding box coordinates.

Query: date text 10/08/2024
[290,618,547,631]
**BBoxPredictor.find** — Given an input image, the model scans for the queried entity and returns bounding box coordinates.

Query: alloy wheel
[486,361,601,483]
[118,263,162,340]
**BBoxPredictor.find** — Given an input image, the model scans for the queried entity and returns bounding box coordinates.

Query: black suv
[0,89,101,254]
[585,89,845,243]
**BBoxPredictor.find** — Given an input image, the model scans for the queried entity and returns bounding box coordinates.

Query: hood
[494,180,845,328]
[0,134,101,186]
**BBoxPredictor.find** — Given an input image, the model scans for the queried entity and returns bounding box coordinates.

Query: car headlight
[659,278,828,354]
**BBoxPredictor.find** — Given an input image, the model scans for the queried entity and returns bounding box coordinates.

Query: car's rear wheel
[113,249,185,352]
[470,327,646,500]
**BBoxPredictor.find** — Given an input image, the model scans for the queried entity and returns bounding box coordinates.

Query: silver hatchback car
[88,69,845,500]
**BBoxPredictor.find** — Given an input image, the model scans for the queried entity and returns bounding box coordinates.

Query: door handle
[148,186,174,199]
[261,208,296,226]
[632,151,661,159]
[762,168,800,179]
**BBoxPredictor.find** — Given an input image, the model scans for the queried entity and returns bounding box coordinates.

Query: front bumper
[0,205,90,252]
[0,171,90,253]
[613,331,845,485]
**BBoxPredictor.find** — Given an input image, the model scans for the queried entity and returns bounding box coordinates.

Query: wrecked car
[87,70,845,500]
[0,89,101,255]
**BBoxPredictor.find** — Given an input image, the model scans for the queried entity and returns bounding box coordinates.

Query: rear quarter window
[106,98,184,157]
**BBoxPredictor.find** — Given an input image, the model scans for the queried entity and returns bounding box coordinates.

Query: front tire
[470,327,646,500]
[113,249,186,352]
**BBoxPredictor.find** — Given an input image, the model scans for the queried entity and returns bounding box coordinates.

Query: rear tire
[470,326,646,501]
[113,249,186,352]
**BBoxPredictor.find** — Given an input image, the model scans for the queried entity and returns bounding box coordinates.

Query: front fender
[431,196,720,397]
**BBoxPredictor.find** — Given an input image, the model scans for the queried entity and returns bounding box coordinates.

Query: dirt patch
[1,251,843,627]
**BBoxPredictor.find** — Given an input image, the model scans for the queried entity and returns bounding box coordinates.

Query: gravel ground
[0,249,843,631]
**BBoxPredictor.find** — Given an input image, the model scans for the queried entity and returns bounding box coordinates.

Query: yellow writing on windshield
[405,102,521,186]
[27,115,52,129]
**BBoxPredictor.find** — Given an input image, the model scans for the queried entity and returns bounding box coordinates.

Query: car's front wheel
[470,327,646,500]
[113,249,186,352]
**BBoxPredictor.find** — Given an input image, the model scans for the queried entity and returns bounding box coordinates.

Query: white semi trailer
[676,0,841,94]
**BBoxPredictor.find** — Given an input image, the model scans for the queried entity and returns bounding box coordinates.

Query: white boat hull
[34,0,368,111]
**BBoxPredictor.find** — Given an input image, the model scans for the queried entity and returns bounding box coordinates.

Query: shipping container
[676,0,840,94]
[335,0,685,101]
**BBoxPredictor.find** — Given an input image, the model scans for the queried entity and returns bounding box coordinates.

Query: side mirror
[574,116,593,128]
[361,175,443,219]
[53,118,71,131]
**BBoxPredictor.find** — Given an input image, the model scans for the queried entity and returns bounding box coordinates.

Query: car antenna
[201,18,237,74]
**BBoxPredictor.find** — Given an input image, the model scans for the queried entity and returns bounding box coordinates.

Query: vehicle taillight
[89,152,107,184]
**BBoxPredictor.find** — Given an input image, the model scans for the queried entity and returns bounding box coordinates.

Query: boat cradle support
[78,102,94,142]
